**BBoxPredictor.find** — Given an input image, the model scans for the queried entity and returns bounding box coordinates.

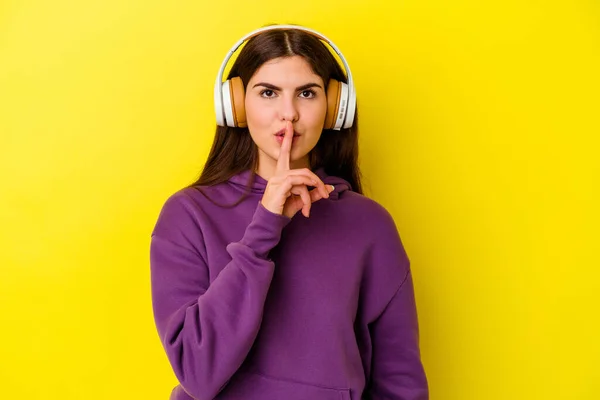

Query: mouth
[274,128,301,138]
[274,128,301,144]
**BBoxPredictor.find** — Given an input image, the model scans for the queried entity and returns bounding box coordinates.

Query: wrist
[260,198,283,216]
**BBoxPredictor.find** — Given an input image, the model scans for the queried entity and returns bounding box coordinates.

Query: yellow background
[1,0,598,398]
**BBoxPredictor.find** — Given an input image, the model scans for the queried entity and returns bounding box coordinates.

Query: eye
[260,89,276,98]
[299,90,316,99]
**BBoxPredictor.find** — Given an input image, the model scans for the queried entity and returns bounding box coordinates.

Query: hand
[260,121,334,218]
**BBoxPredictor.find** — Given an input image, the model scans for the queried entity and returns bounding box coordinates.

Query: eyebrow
[252,82,323,91]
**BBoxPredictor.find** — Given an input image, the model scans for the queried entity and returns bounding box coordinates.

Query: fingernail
[329,185,335,192]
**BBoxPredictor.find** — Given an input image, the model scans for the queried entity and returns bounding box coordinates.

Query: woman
[150,24,428,400]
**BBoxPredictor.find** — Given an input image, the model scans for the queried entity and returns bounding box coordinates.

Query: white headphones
[214,24,356,131]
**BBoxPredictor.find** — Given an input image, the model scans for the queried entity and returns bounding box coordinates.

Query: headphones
[214,24,356,131]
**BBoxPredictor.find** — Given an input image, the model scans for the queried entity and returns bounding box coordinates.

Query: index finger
[276,120,293,172]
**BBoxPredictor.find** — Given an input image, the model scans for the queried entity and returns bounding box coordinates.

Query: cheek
[245,97,271,127]
[245,99,273,150]
[310,100,328,128]
[315,96,328,119]
[244,99,258,124]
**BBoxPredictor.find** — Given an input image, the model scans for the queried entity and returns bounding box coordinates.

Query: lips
[274,128,301,144]
[274,128,300,138]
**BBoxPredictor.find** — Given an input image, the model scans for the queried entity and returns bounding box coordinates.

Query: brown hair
[189,26,363,202]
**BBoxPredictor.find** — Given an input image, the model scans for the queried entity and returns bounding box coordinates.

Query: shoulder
[338,191,399,234]
[341,191,410,272]
[336,192,412,318]
[154,186,206,223]
[151,185,220,243]
[155,178,239,219]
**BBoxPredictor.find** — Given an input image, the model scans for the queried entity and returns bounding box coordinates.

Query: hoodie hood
[227,167,352,200]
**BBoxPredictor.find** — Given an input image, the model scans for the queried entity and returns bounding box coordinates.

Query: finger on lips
[277,121,293,172]
[274,121,335,217]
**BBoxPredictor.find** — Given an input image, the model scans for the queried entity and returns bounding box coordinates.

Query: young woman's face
[245,55,327,173]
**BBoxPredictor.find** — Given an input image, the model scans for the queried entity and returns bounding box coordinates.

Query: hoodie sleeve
[364,205,429,400]
[150,191,291,400]
[367,270,429,399]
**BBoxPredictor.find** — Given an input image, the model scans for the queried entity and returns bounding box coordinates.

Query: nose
[279,95,299,122]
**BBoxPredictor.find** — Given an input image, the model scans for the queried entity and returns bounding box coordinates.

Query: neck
[255,150,311,181]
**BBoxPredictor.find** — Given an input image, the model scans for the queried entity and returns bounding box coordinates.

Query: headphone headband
[214,24,356,130]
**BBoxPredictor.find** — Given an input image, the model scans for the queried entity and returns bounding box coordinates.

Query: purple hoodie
[150,168,428,400]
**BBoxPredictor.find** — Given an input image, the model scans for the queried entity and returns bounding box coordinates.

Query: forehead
[249,56,323,84]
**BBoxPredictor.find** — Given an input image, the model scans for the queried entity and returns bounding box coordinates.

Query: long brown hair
[190,26,363,200]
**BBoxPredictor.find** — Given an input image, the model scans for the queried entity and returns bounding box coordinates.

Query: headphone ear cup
[324,79,349,130]
[221,77,247,127]
[229,76,247,128]
[324,79,340,130]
